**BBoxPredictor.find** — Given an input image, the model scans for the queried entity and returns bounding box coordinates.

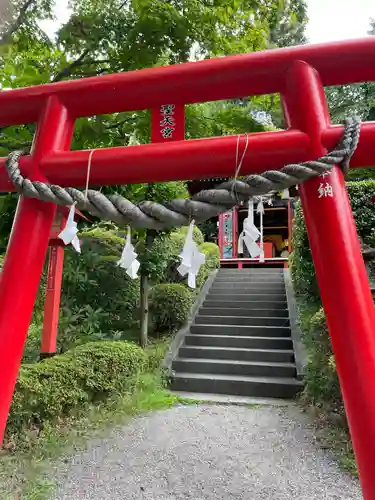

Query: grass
[303,404,358,477]
[295,296,358,477]
[0,338,186,500]
[321,426,358,476]
[0,325,359,499]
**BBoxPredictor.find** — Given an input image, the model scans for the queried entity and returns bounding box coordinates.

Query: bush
[7,341,147,440]
[291,181,375,300]
[24,223,141,361]
[151,284,194,333]
[178,225,205,245]
[152,226,206,284]
[290,204,320,299]
[62,225,140,335]
[291,181,375,424]
[196,242,220,287]
[299,305,343,413]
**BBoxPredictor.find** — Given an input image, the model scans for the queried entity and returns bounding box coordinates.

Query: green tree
[0,0,309,346]
[268,0,308,48]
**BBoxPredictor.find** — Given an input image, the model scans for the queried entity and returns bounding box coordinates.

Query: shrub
[6,341,147,440]
[153,226,206,284]
[178,225,204,245]
[151,284,194,333]
[25,224,141,361]
[299,306,343,413]
[196,242,220,287]
[291,181,375,424]
[291,181,375,300]
[62,225,140,335]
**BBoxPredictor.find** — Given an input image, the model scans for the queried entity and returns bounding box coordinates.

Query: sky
[39,0,375,45]
[306,0,374,43]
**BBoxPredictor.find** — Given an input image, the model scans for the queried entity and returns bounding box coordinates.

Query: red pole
[283,61,375,499]
[0,97,74,443]
[41,213,67,358]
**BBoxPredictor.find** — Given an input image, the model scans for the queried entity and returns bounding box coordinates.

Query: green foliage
[325,83,375,125]
[197,218,218,242]
[60,226,140,338]
[196,241,220,288]
[268,0,308,48]
[185,100,270,140]
[199,242,220,257]
[178,225,205,245]
[0,337,179,499]
[6,341,147,441]
[292,181,375,428]
[291,181,375,300]
[299,304,342,412]
[21,223,140,361]
[0,0,306,157]
[151,283,193,333]
[346,181,375,246]
[149,226,205,284]
[0,194,18,252]
[290,203,320,299]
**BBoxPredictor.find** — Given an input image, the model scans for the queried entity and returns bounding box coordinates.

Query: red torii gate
[0,38,375,497]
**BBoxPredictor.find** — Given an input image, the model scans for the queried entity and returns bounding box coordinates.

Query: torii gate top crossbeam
[1,38,375,125]
[0,37,375,192]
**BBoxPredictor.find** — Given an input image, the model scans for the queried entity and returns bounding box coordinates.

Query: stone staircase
[170,268,303,399]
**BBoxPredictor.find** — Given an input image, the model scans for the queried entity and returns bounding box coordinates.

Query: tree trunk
[139,231,155,348]
[139,272,149,348]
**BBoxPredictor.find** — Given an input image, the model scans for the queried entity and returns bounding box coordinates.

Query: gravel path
[53,404,362,500]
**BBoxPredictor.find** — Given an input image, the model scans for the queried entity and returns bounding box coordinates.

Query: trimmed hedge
[151,227,219,286]
[151,284,194,333]
[179,225,205,245]
[196,242,220,288]
[7,341,147,439]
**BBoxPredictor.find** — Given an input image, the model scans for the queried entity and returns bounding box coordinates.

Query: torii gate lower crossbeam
[0,38,375,498]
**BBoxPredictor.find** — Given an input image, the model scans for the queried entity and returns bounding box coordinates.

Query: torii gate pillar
[283,61,375,499]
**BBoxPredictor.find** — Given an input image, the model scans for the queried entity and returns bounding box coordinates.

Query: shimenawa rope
[4,116,360,230]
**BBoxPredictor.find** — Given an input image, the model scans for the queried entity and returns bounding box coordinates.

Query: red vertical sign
[151,103,185,143]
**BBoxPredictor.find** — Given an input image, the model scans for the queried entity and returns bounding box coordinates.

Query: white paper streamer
[178,220,206,289]
[117,227,140,279]
[238,198,261,258]
[58,204,81,253]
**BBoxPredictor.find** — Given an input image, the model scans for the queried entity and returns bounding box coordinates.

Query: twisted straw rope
[5,117,360,230]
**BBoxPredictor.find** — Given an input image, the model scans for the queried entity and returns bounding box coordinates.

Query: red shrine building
[188,179,296,268]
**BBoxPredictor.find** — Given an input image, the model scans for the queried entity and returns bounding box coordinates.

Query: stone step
[210,282,285,290]
[207,291,287,301]
[190,324,291,337]
[214,276,285,283]
[184,334,293,349]
[179,345,295,362]
[171,372,303,399]
[218,269,283,275]
[172,358,297,378]
[179,345,295,363]
[216,275,284,280]
[199,307,289,318]
[204,300,288,309]
[195,315,290,327]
